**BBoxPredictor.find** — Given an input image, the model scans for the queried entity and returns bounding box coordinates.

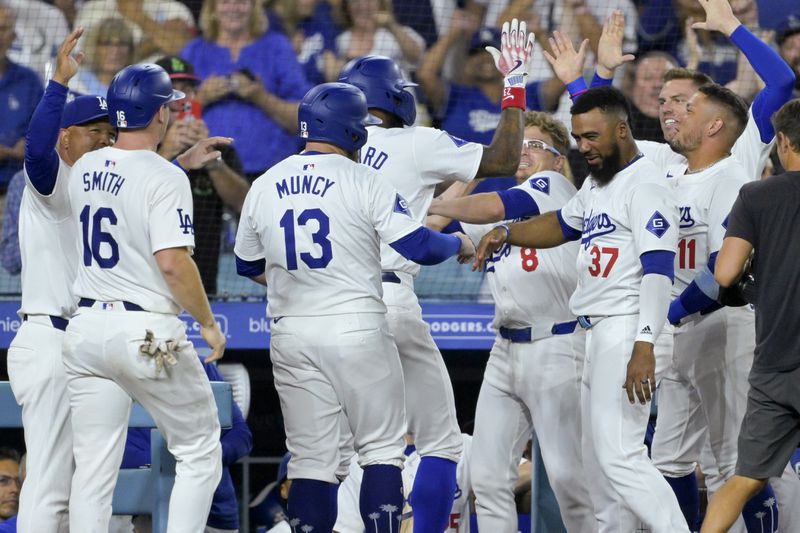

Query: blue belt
[78,298,144,312]
[498,320,579,343]
[381,272,402,284]
[23,315,68,331]
[577,316,593,329]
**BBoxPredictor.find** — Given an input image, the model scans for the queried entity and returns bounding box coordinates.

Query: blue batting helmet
[106,64,185,129]
[338,55,418,126]
[298,82,381,153]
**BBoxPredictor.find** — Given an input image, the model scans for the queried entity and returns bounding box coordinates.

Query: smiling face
[632,56,675,118]
[517,125,563,181]
[571,109,625,184]
[215,0,253,36]
[668,91,711,156]
[658,78,702,145]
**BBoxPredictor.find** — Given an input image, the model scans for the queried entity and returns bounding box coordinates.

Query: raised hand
[53,28,85,86]
[543,31,589,84]
[691,0,741,37]
[596,10,635,79]
[486,18,536,83]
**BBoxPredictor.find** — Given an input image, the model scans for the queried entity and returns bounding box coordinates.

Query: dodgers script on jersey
[559,156,679,317]
[462,171,579,327]
[637,108,769,182]
[68,147,196,314]
[234,152,423,317]
[360,125,483,276]
[19,160,78,318]
[667,156,748,295]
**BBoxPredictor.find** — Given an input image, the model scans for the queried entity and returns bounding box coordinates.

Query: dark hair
[663,68,714,87]
[772,99,800,152]
[0,448,20,464]
[697,83,748,139]
[570,86,632,123]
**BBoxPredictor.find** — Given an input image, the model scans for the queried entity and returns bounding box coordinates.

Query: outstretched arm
[472,210,567,270]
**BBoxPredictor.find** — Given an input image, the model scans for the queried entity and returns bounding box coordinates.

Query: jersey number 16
[80,205,119,268]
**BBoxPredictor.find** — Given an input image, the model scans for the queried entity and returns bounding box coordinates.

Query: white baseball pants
[7,318,72,532]
[270,313,406,482]
[471,331,595,533]
[62,307,222,533]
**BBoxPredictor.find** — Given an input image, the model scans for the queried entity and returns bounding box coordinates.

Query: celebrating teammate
[63,63,230,532]
[337,18,533,532]
[428,111,595,532]
[474,87,686,532]
[233,82,474,533]
[6,28,114,532]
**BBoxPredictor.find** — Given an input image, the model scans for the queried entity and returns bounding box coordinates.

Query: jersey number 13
[279,208,332,270]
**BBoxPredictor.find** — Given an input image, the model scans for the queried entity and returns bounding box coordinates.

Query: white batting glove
[486,18,535,110]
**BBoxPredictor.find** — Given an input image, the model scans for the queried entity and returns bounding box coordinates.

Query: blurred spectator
[155,55,250,295]
[121,356,253,532]
[269,0,340,85]
[52,0,77,28]
[181,0,309,178]
[70,19,135,96]
[5,0,69,81]
[74,0,196,62]
[249,452,291,533]
[634,0,681,57]
[0,170,22,274]
[329,0,426,80]
[624,51,677,142]
[0,448,20,523]
[0,3,43,190]
[777,13,800,97]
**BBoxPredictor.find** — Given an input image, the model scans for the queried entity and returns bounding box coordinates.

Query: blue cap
[277,452,291,483]
[469,27,501,55]
[61,95,110,129]
[777,13,800,46]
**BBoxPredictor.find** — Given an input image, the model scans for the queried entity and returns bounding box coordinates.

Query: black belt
[78,298,144,312]
[381,272,402,284]
[23,315,68,331]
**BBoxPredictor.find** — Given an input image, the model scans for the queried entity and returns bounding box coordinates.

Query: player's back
[360,125,482,276]
[239,152,420,318]
[68,147,195,314]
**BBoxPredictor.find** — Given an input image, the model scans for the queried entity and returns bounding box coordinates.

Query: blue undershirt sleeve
[729,25,797,143]
[497,189,540,219]
[24,81,68,195]
[556,209,581,242]
[235,254,266,278]
[590,72,614,88]
[440,220,463,235]
[668,252,720,325]
[390,227,460,265]
[566,77,589,102]
[640,250,675,280]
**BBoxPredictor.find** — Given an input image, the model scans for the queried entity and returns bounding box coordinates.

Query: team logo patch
[303,163,315,171]
[104,159,116,169]
[177,208,194,235]
[528,175,550,194]
[645,211,670,238]
[722,214,729,229]
[96,96,108,110]
[445,132,469,147]
[679,206,695,228]
[394,193,411,217]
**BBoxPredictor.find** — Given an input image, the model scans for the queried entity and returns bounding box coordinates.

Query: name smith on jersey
[81,169,125,196]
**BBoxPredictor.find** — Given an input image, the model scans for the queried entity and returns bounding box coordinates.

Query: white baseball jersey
[666,156,749,295]
[360,125,483,277]
[559,156,679,317]
[234,152,423,318]
[68,147,195,314]
[334,435,473,533]
[637,107,770,182]
[461,171,579,327]
[19,160,78,318]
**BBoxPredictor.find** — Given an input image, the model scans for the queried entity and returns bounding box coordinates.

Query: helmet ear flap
[396,89,416,126]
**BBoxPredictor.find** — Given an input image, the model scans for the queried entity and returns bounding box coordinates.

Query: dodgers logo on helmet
[338,55,418,126]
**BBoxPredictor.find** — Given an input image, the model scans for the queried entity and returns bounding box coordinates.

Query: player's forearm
[157,249,216,326]
[253,92,299,133]
[477,108,524,178]
[575,8,603,55]
[714,237,752,287]
[208,163,250,213]
[506,211,566,249]
[636,273,672,343]
[416,32,458,113]
[429,193,505,223]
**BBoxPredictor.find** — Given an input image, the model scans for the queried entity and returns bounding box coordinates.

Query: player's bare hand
[158,121,192,161]
[691,0,741,37]
[486,19,536,80]
[200,322,226,363]
[454,232,476,264]
[624,341,656,405]
[449,9,479,37]
[53,27,85,85]
[176,136,233,170]
[596,10,635,79]
[473,226,508,271]
[542,31,588,85]
[197,76,233,106]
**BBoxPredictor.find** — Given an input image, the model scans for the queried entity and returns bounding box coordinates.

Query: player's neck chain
[685,153,731,175]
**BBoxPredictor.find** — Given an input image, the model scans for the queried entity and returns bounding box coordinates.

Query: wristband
[501,86,526,110]
[497,223,511,239]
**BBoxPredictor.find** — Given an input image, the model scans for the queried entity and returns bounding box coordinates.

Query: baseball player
[63,63,230,533]
[333,434,473,533]
[474,87,686,533]
[337,19,534,532]
[6,28,114,533]
[427,111,595,532]
[233,82,475,533]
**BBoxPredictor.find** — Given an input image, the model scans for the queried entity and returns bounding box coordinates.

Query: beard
[669,128,702,157]
[587,143,623,185]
